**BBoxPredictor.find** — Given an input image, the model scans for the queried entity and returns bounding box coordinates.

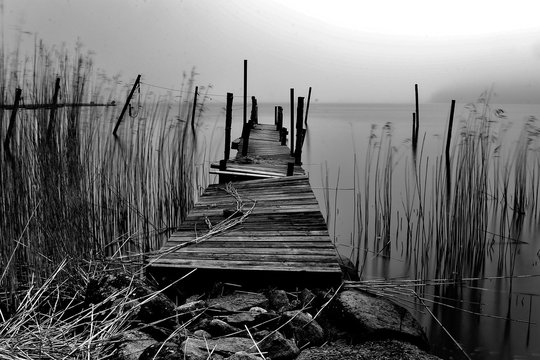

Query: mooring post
[290,88,295,156]
[46,77,61,141]
[446,100,455,161]
[243,60,247,126]
[412,112,417,152]
[305,86,312,126]
[113,74,141,135]
[4,88,22,153]
[224,92,233,161]
[274,106,278,128]
[295,97,304,165]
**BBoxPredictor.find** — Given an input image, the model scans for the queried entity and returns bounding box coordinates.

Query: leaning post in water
[113,74,141,135]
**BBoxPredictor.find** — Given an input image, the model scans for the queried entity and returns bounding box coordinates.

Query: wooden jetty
[148,95,342,287]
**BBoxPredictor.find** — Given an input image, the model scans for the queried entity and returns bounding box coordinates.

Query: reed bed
[0,41,204,309]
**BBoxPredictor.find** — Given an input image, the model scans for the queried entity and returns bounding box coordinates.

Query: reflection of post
[290,88,294,156]
[113,74,141,135]
[295,97,304,165]
[224,93,233,161]
[4,88,22,153]
[47,77,61,141]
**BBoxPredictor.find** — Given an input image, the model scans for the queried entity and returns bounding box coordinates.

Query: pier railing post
[224,93,233,161]
[295,97,304,165]
[287,162,295,176]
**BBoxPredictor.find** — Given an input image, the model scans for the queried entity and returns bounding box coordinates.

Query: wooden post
[295,97,304,165]
[412,112,417,152]
[241,122,251,156]
[243,60,247,126]
[280,128,288,146]
[277,106,283,131]
[290,88,294,156]
[414,84,419,144]
[445,100,455,161]
[304,86,312,126]
[190,86,198,136]
[113,74,141,135]
[287,162,295,176]
[445,100,456,203]
[4,88,22,153]
[46,77,61,141]
[224,92,233,161]
[250,96,258,124]
[274,106,278,128]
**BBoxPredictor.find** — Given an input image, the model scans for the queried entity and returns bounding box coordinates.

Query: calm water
[198,100,540,359]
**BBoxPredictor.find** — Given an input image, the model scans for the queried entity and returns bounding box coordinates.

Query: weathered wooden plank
[148,121,342,283]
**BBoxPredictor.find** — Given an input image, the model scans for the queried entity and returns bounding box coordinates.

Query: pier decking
[148,108,342,286]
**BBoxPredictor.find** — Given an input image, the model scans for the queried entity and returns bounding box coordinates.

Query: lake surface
[198,100,540,360]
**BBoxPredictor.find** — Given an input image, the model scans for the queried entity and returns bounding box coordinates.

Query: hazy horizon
[3,0,540,104]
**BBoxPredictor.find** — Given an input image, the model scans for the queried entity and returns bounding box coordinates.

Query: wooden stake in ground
[113,74,141,136]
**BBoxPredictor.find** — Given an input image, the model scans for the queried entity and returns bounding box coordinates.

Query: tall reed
[0,41,203,308]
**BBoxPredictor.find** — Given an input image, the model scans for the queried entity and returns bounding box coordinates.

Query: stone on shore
[181,336,255,360]
[336,289,429,348]
[208,292,268,312]
[296,340,443,360]
[281,311,325,347]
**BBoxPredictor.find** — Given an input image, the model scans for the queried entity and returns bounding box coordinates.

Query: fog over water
[3,0,540,103]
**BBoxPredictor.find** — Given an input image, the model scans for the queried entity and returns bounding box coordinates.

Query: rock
[176,300,207,322]
[138,342,181,360]
[282,311,325,347]
[296,340,443,360]
[267,289,290,311]
[113,330,158,360]
[336,289,429,348]
[193,329,212,338]
[256,330,300,360]
[299,289,316,306]
[249,307,267,314]
[225,312,257,326]
[85,274,177,339]
[207,318,241,336]
[226,351,264,360]
[182,337,254,360]
[208,292,268,312]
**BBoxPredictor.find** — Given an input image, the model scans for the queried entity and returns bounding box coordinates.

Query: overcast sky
[3,0,540,103]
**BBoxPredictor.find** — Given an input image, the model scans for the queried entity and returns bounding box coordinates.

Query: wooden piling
[295,97,304,165]
[191,86,198,136]
[305,86,312,126]
[241,122,251,156]
[46,77,61,141]
[414,84,419,143]
[290,88,295,156]
[280,128,288,146]
[224,93,233,161]
[445,100,456,203]
[113,74,141,135]
[277,106,283,131]
[287,162,295,176]
[243,60,247,126]
[4,88,22,153]
[250,96,258,124]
